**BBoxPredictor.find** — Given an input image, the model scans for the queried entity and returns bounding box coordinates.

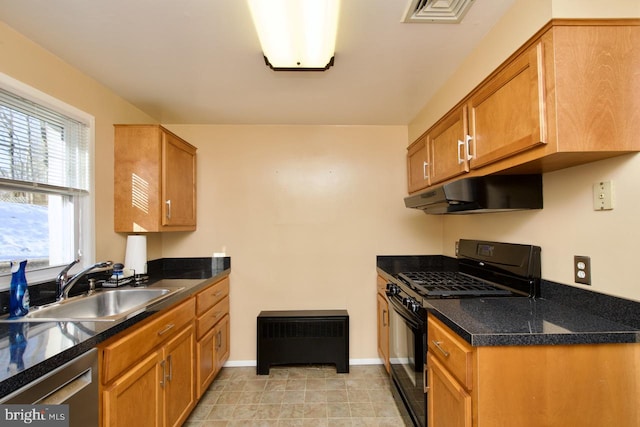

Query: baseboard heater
[256,310,349,375]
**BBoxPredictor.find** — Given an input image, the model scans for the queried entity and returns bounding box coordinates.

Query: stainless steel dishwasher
[0,348,98,427]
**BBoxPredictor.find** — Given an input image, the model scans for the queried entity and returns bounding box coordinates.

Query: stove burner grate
[397,271,513,297]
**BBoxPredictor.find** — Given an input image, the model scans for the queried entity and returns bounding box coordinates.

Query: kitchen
[0,0,639,426]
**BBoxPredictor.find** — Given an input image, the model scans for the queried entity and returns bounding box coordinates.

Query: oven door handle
[387,296,423,330]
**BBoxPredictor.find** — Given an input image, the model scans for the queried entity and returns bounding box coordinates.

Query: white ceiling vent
[403,0,475,23]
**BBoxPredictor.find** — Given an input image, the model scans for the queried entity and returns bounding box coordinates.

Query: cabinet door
[214,314,230,371]
[468,42,546,170]
[114,125,163,233]
[163,324,196,427]
[376,292,389,373]
[407,137,430,193]
[162,130,197,228]
[427,352,472,427]
[196,324,216,399]
[103,350,164,427]
[429,106,469,185]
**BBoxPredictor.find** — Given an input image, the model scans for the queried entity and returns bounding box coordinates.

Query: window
[0,74,94,288]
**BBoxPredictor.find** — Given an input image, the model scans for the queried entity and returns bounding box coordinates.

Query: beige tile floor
[184,364,406,427]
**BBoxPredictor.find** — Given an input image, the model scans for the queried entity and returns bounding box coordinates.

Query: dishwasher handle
[39,367,93,405]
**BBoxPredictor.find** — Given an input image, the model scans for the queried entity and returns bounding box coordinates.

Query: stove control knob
[402,297,419,312]
[386,283,400,295]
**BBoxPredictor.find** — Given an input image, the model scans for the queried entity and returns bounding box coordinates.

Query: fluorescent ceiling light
[247,0,340,71]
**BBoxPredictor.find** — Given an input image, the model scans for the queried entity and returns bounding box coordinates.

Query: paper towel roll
[124,235,147,275]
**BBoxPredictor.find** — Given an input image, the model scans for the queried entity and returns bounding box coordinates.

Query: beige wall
[409,0,640,302]
[162,124,440,362]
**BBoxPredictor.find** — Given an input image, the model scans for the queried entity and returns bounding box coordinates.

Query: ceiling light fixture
[247,0,341,71]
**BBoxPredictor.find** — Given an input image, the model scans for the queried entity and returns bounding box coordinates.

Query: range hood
[404,175,543,214]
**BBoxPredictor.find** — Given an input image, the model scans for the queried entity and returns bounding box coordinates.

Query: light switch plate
[593,181,614,210]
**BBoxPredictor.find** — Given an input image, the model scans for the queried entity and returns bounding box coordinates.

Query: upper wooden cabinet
[408,20,640,193]
[407,136,430,193]
[467,42,545,170]
[429,105,470,185]
[408,105,470,190]
[114,125,197,232]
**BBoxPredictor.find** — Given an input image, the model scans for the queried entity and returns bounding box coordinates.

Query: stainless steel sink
[1,287,183,322]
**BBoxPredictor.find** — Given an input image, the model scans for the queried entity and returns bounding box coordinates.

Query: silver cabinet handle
[160,360,166,388]
[432,340,450,358]
[157,323,175,336]
[424,364,429,393]
[423,161,429,180]
[165,199,171,219]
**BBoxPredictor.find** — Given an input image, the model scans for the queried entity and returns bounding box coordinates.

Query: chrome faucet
[56,260,113,300]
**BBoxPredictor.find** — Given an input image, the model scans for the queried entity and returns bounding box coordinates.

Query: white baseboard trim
[223,358,384,368]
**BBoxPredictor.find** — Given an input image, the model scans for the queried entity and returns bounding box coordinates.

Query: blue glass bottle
[9,259,29,318]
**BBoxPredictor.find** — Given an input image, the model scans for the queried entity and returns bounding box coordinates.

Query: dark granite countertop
[0,257,230,399]
[424,297,640,346]
[377,255,640,347]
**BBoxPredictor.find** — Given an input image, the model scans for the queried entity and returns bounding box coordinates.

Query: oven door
[387,295,427,427]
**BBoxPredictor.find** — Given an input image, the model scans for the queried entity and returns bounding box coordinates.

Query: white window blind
[0,82,92,280]
[0,87,89,194]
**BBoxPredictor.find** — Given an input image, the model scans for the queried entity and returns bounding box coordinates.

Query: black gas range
[390,239,541,302]
[384,239,541,427]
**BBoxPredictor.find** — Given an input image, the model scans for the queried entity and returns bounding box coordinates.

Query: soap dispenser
[9,259,29,318]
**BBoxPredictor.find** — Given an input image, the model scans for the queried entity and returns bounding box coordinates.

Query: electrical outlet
[574,255,591,285]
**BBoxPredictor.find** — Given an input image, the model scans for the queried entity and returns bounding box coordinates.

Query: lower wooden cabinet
[164,325,196,427]
[376,293,389,372]
[196,313,230,396]
[102,322,195,427]
[427,314,640,427]
[99,276,231,426]
[196,323,217,395]
[195,279,230,398]
[102,350,164,427]
[427,352,472,427]
[213,314,230,371]
[376,276,389,372]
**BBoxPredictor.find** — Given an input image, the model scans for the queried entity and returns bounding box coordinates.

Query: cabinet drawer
[101,298,195,384]
[196,277,229,316]
[427,315,473,390]
[196,296,229,339]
